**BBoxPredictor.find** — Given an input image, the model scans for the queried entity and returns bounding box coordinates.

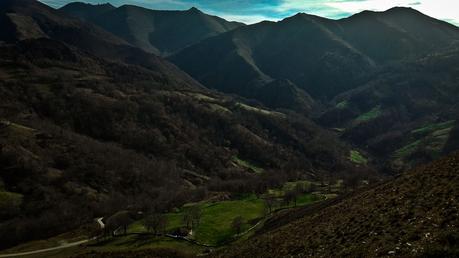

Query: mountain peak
[386,6,417,13]
[353,6,420,17]
[62,2,115,9]
[99,3,115,9]
[187,7,202,13]
[283,12,332,23]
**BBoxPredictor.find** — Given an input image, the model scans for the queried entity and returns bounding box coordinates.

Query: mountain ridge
[171,6,459,102]
[60,2,244,55]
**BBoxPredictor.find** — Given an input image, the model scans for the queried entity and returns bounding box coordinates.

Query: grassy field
[411,120,455,136]
[1,181,330,257]
[336,100,348,109]
[355,105,382,123]
[296,193,323,206]
[232,156,263,174]
[129,181,326,246]
[266,180,327,208]
[187,92,217,102]
[193,197,265,245]
[129,196,266,246]
[0,191,23,213]
[207,103,232,113]
[235,102,285,117]
[349,150,368,165]
[394,123,453,161]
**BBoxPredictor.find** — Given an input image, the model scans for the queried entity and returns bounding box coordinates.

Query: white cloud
[326,0,459,25]
[210,12,277,24]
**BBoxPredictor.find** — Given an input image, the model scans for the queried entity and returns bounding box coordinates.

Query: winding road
[0,238,95,257]
[0,218,104,257]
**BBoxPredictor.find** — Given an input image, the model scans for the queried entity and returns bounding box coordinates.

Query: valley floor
[0,180,338,257]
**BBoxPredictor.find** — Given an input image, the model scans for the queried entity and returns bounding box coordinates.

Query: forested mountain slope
[0,0,363,249]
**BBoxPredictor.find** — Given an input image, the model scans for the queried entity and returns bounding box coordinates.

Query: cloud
[213,13,277,24]
[273,0,353,18]
[204,0,354,23]
[325,0,459,25]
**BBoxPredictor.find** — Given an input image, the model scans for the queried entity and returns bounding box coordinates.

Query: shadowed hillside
[0,0,205,88]
[0,0,365,249]
[319,44,459,172]
[170,7,459,107]
[170,7,459,170]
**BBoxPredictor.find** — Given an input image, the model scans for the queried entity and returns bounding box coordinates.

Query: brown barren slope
[219,152,459,257]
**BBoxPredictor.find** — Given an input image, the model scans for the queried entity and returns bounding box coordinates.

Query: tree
[143,213,168,236]
[304,182,317,194]
[284,190,299,207]
[231,216,244,235]
[183,206,202,230]
[328,175,337,194]
[86,220,103,240]
[106,211,133,236]
[254,183,267,198]
[294,182,305,195]
[343,173,361,193]
[263,195,276,214]
[183,210,193,229]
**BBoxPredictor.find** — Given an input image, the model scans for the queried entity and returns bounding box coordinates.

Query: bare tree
[343,172,361,193]
[144,213,168,236]
[183,206,202,230]
[328,175,337,194]
[284,190,299,207]
[231,216,244,235]
[190,206,202,227]
[295,182,305,195]
[106,211,133,236]
[86,220,103,240]
[263,195,276,214]
[254,183,267,198]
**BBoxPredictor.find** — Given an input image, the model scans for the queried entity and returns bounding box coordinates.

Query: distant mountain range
[60,2,244,56]
[170,7,459,107]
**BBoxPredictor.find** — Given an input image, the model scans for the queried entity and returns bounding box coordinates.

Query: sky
[40,0,459,26]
